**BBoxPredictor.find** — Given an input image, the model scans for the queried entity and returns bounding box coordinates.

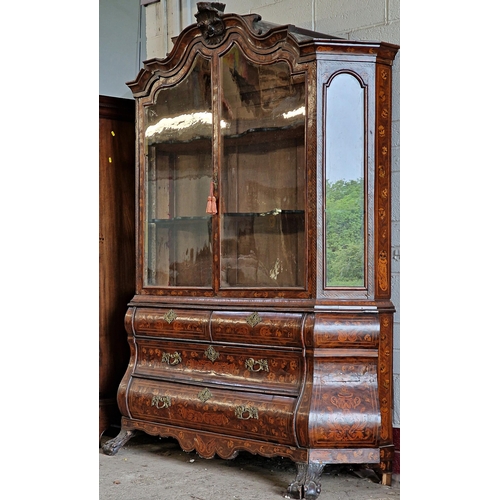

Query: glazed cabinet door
[219,44,306,289]
[140,43,308,294]
[143,55,213,288]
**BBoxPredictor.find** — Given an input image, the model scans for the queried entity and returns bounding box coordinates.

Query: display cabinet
[101,4,399,499]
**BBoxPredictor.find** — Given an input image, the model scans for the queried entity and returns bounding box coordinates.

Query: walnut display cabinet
[101,4,399,499]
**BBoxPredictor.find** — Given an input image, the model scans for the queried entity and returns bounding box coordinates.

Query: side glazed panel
[315,61,376,301]
[324,72,366,288]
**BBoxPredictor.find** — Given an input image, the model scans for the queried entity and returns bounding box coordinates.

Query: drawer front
[127,378,297,446]
[211,311,304,347]
[134,339,303,395]
[133,308,210,340]
[311,313,380,348]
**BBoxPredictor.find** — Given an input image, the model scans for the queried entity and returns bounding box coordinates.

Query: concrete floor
[99,431,400,500]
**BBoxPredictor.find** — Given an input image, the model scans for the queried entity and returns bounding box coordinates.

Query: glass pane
[220,45,306,288]
[325,73,365,287]
[144,55,213,287]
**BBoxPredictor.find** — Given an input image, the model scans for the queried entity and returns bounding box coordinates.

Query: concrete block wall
[142,0,401,429]
[99,0,146,99]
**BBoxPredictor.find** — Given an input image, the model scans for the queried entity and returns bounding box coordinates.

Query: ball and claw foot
[303,480,321,500]
[285,481,302,499]
[101,429,137,456]
[285,462,323,499]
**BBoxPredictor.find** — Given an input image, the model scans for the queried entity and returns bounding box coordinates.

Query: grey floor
[99,431,400,500]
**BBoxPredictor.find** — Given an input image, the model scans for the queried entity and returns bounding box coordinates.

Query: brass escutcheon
[197,388,212,403]
[246,312,262,327]
[163,309,177,323]
[161,351,182,365]
[151,395,171,409]
[234,405,259,420]
[204,345,219,363]
[245,358,269,372]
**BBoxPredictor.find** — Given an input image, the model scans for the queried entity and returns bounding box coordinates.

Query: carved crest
[195,2,226,45]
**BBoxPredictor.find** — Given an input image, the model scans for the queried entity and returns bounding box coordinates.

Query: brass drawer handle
[245,358,269,372]
[234,405,259,420]
[151,395,171,409]
[161,351,182,365]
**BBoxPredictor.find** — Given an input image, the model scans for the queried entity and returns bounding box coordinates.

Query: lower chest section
[121,306,389,450]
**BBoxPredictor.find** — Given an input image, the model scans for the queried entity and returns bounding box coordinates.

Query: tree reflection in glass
[325,73,365,287]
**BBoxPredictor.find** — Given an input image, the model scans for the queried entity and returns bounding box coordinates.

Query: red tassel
[206,181,217,215]
[205,196,213,214]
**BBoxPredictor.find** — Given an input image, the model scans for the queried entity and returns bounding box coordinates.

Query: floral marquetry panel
[374,64,393,299]
[307,360,380,447]
[378,313,393,443]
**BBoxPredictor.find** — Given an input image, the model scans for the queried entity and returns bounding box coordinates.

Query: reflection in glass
[220,44,306,288]
[144,55,213,287]
[325,73,365,287]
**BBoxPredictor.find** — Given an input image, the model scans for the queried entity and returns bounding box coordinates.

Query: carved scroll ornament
[195,2,226,45]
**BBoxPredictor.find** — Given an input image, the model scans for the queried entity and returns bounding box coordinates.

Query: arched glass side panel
[324,73,365,287]
[143,55,213,287]
[219,44,306,288]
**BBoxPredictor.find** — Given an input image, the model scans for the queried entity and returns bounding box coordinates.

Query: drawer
[310,313,380,348]
[133,308,210,340]
[211,311,304,347]
[127,378,297,446]
[134,339,303,395]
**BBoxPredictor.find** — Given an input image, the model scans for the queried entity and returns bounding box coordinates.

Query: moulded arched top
[126,3,398,97]
[325,70,368,91]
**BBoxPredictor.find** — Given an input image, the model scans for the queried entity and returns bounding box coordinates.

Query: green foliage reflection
[325,178,364,286]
